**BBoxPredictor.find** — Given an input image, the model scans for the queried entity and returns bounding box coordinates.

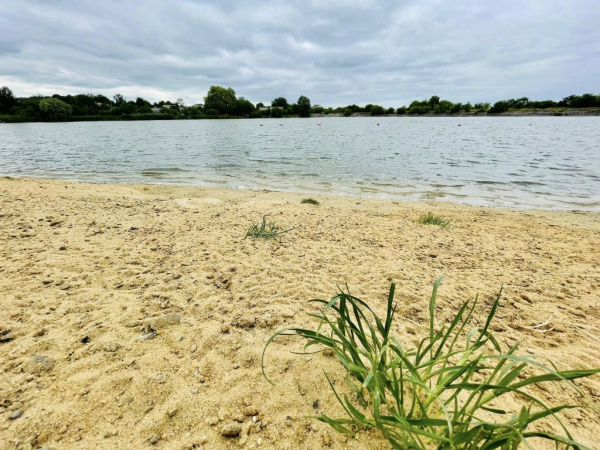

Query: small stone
[257,437,263,446]
[149,435,159,445]
[9,409,23,420]
[103,342,120,352]
[235,316,255,329]
[243,406,259,416]
[190,344,197,353]
[140,331,157,341]
[167,407,178,418]
[526,348,535,354]
[322,431,332,446]
[221,325,230,334]
[520,294,533,304]
[281,309,295,318]
[233,363,240,369]
[206,416,219,426]
[147,314,181,330]
[0,331,15,342]
[220,422,242,437]
[23,355,55,373]
[103,429,117,438]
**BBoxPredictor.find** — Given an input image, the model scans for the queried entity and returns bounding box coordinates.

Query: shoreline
[2,175,599,213]
[1,177,599,448]
[2,107,600,123]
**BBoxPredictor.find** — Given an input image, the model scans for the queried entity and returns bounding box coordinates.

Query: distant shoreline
[2,107,599,124]
[325,107,600,118]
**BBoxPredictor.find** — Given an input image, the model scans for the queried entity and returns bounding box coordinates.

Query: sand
[1,177,599,449]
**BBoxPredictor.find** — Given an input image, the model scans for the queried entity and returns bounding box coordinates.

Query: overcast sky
[0,0,598,107]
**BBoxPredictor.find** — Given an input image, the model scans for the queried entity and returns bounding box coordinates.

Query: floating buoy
[377,123,380,126]
[458,123,461,126]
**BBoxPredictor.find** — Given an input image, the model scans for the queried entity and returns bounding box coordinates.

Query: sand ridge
[1,177,599,449]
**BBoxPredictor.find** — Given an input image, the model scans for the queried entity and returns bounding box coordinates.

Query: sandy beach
[1,177,599,449]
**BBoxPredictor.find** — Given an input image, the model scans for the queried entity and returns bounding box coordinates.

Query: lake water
[1,117,599,210]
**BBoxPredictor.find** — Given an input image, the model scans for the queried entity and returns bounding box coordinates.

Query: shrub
[264,279,600,449]
[489,101,509,114]
[39,98,73,121]
[244,216,292,241]
[370,105,386,116]
[418,213,451,229]
[343,108,353,117]
[301,198,320,205]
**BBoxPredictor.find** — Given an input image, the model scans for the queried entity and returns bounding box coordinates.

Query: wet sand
[1,177,599,449]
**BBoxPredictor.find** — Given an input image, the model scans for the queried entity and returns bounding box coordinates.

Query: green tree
[312,105,325,114]
[113,94,125,105]
[370,105,385,116]
[233,97,255,116]
[271,97,288,108]
[434,100,454,114]
[297,95,311,117]
[271,108,284,118]
[204,86,237,115]
[429,95,440,107]
[343,108,352,117]
[39,98,73,121]
[451,103,462,113]
[0,86,17,114]
[489,100,509,113]
[135,97,151,108]
[385,107,394,114]
[396,106,407,114]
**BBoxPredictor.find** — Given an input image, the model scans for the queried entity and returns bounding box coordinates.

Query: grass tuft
[263,278,599,449]
[301,198,320,205]
[419,212,450,229]
[244,215,292,241]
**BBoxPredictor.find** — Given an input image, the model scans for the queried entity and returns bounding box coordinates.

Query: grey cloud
[0,0,598,106]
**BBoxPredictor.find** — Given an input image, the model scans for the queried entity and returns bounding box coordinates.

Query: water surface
[1,117,599,210]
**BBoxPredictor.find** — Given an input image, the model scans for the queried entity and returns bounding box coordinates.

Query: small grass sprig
[263,278,599,449]
[244,215,292,241]
[301,198,320,205]
[419,212,451,228]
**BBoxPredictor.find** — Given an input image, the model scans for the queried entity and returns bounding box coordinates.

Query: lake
[1,117,599,210]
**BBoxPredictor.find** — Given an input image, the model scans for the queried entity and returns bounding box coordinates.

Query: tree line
[1,85,599,123]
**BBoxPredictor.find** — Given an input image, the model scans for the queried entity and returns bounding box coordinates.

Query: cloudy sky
[0,0,598,107]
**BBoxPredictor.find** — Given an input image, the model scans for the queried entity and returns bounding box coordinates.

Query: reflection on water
[1,117,599,210]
